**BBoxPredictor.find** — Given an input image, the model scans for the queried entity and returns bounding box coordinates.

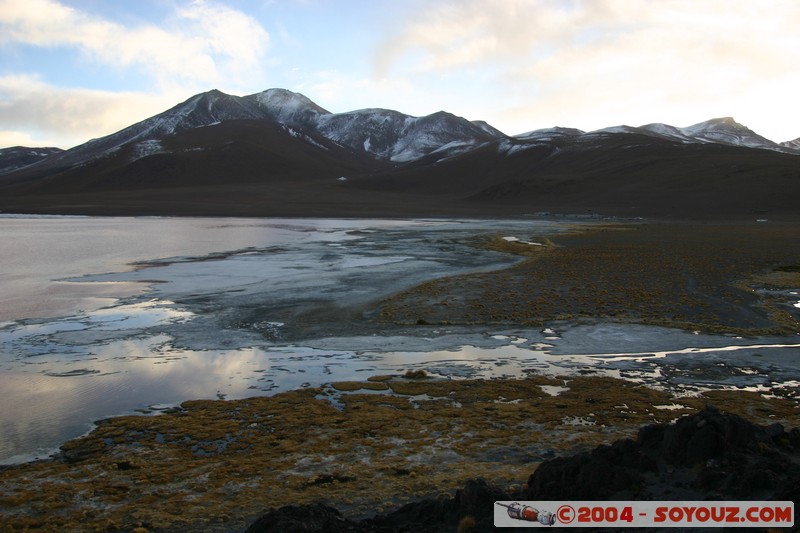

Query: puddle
[502,236,544,246]
[654,403,690,410]
[562,416,597,426]
[540,384,569,396]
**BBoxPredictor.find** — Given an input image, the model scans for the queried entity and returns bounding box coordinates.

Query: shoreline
[1,217,799,531]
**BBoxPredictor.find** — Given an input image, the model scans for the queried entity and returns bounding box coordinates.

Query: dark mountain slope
[3,130,798,219]
[3,119,384,195]
[15,90,271,176]
[0,88,798,219]
[348,132,800,219]
[0,118,402,217]
[0,146,63,175]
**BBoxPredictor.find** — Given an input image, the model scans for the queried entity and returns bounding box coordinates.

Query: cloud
[0,0,270,92]
[374,0,608,75]
[0,74,180,148]
[0,0,273,147]
[375,0,800,140]
[0,130,42,148]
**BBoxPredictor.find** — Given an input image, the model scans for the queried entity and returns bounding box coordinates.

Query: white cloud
[0,74,181,148]
[0,130,42,148]
[305,71,412,112]
[296,69,476,123]
[0,0,270,92]
[3,0,799,148]
[375,0,800,141]
[0,0,273,147]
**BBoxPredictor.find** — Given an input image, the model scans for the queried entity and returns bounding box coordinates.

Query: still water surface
[0,216,562,462]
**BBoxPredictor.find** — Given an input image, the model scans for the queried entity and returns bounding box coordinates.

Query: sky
[1,0,799,149]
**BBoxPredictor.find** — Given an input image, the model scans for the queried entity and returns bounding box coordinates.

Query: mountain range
[1,88,799,219]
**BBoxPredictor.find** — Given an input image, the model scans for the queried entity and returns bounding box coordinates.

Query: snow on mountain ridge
[17,88,799,174]
[182,90,504,163]
[147,90,267,136]
[252,88,330,114]
[781,138,800,150]
[591,125,641,135]
[639,123,695,143]
[312,107,499,162]
[471,120,506,137]
[250,88,329,129]
[315,108,409,160]
[569,117,799,154]
[514,127,585,141]
[130,139,165,162]
[675,117,798,153]
[0,146,63,174]
[386,111,499,162]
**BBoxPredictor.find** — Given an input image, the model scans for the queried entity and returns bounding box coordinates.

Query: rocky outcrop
[246,407,800,532]
[365,478,509,532]
[526,405,800,503]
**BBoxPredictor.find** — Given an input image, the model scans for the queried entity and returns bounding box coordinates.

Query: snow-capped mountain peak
[567,117,798,154]
[144,90,264,136]
[253,88,329,113]
[639,123,693,141]
[471,120,506,138]
[312,107,502,162]
[681,116,739,132]
[514,127,585,141]
[591,125,642,136]
[680,117,749,141]
[0,146,63,175]
[678,117,793,152]
[250,88,330,127]
[11,88,799,177]
[781,137,800,151]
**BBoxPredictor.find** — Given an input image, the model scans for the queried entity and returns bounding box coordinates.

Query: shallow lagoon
[1,216,799,464]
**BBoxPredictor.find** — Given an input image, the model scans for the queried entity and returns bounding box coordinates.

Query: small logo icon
[496,502,556,525]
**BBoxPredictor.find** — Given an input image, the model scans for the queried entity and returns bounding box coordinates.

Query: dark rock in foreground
[245,503,370,533]
[526,405,800,503]
[245,478,508,533]
[246,407,800,532]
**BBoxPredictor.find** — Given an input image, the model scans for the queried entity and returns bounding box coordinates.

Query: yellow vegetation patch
[2,374,799,532]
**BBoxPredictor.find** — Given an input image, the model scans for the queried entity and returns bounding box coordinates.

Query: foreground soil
[378,222,800,335]
[1,374,800,532]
